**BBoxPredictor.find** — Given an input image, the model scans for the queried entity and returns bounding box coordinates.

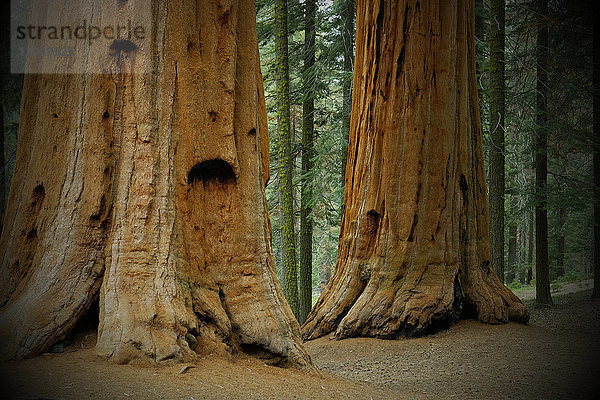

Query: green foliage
[258,0,353,300]
[507,280,522,290]
[477,0,594,286]
[555,271,584,284]
[258,0,594,304]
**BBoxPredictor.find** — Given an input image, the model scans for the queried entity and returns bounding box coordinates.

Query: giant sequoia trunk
[302,0,529,340]
[0,0,310,368]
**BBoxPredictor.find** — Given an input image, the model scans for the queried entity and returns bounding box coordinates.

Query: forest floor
[1,284,599,400]
[512,278,594,301]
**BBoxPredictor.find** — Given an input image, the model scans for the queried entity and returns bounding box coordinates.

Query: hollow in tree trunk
[302,0,529,341]
[0,0,310,368]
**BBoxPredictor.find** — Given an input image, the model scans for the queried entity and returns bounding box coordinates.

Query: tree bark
[274,0,299,318]
[535,0,552,306]
[277,188,287,296]
[475,0,485,66]
[556,205,566,278]
[489,0,505,282]
[527,210,534,284]
[507,222,517,283]
[299,0,316,324]
[0,0,311,367]
[474,0,486,116]
[302,0,529,341]
[340,0,356,216]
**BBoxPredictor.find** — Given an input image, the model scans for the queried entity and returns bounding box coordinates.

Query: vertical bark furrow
[1,0,311,368]
[302,0,528,341]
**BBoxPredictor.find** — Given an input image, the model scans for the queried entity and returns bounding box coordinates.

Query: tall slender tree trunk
[277,188,287,296]
[0,0,310,367]
[475,0,485,69]
[519,221,527,283]
[489,0,505,282]
[299,0,316,324]
[556,205,566,278]
[535,0,552,306]
[527,210,534,284]
[302,0,528,341]
[340,0,356,215]
[274,0,299,317]
[507,221,517,283]
[593,5,600,298]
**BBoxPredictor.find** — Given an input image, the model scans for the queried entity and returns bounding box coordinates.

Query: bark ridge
[302,0,529,341]
[0,0,310,368]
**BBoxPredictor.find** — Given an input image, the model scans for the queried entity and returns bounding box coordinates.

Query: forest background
[0,0,596,322]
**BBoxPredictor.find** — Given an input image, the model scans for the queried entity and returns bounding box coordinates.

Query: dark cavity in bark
[188,159,236,185]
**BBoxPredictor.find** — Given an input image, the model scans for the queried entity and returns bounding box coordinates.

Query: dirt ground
[1,288,599,400]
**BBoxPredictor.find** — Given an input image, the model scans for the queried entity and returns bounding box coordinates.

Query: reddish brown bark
[0,0,310,368]
[302,0,529,340]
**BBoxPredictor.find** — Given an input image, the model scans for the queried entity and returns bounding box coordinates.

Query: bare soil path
[1,288,598,400]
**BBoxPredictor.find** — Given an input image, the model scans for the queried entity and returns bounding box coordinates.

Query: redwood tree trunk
[0,0,310,367]
[302,0,529,341]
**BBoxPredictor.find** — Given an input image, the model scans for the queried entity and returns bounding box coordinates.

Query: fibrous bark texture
[0,0,310,368]
[274,0,299,318]
[302,0,529,341]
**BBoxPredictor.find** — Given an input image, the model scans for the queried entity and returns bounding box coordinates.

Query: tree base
[302,262,529,341]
